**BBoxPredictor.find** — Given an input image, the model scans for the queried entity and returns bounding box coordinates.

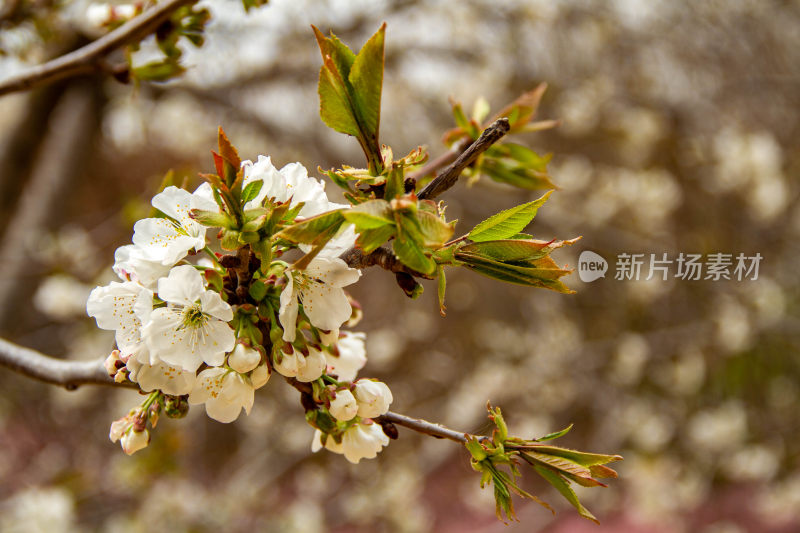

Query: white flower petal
[199,290,233,322]
[157,265,205,306]
[302,281,352,333]
[279,276,298,342]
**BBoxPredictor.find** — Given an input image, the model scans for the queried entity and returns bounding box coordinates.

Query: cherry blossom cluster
[88,155,393,462]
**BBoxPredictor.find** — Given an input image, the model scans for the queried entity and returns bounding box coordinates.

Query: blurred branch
[0,337,116,389]
[0,83,97,330]
[0,0,196,97]
[418,117,510,200]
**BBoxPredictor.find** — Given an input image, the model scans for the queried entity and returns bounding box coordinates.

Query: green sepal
[191,209,235,229]
[248,280,268,302]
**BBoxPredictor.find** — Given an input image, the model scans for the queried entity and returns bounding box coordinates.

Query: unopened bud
[228,344,261,373]
[164,396,190,418]
[250,363,271,389]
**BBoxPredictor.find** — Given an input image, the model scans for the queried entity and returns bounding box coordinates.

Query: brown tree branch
[376,411,473,443]
[0,337,484,444]
[0,0,197,97]
[338,119,510,277]
[340,245,432,278]
[0,337,116,390]
[417,117,510,200]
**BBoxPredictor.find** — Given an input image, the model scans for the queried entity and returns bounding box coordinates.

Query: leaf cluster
[465,404,622,523]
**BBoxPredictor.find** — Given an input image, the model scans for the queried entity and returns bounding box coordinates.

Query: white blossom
[341,420,390,464]
[353,379,393,419]
[120,428,150,455]
[188,367,254,423]
[279,257,361,342]
[311,429,343,454]
[250,363,271,389]
[329,389,358,421]
[132,186,217,266]
[86,280,153,353]
[141,265,235,372]
[241,157,330,216]
[228,344,261,373]
[325,331,367,382]
[273,346,326,383]
[134,360,196,396]
[113,244,171,289]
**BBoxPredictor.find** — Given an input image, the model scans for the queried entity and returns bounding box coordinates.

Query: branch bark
[0,0,197,97]
[0,337,116,389]
[417,117,510,200]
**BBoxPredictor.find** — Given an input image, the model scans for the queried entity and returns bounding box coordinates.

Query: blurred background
[1,0,798,531]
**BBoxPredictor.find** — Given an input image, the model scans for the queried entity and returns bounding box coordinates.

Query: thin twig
[377,411,474,443]
[0,0,196,97]
[0,338,482,445]
[417,118,510,200]
[338,119,510,276]
[0,337,117,390]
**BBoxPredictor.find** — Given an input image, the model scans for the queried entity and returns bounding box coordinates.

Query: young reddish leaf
[490,83,547,133]
[217,127,241,169]
[312,25,356,79]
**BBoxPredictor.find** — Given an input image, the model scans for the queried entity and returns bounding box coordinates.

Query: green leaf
[348,22,385,150]
[480,157,556,191]
[468,191,552,242]
[393,233,436,275]
[275,210,346,244]
[384,163,404,201]
[459,237,579,263]
[521,451,604,488]
[456,253,574,293]
[518,445,623,468]
[356,225,396,254]
[342,199,393,229]
[242,0,269,11]
[535,424,574,442]
[533,465,599,524]
[132,59,185,82]
[437,265,447,317]
[318,57,361,137]
[241,180,263,205]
